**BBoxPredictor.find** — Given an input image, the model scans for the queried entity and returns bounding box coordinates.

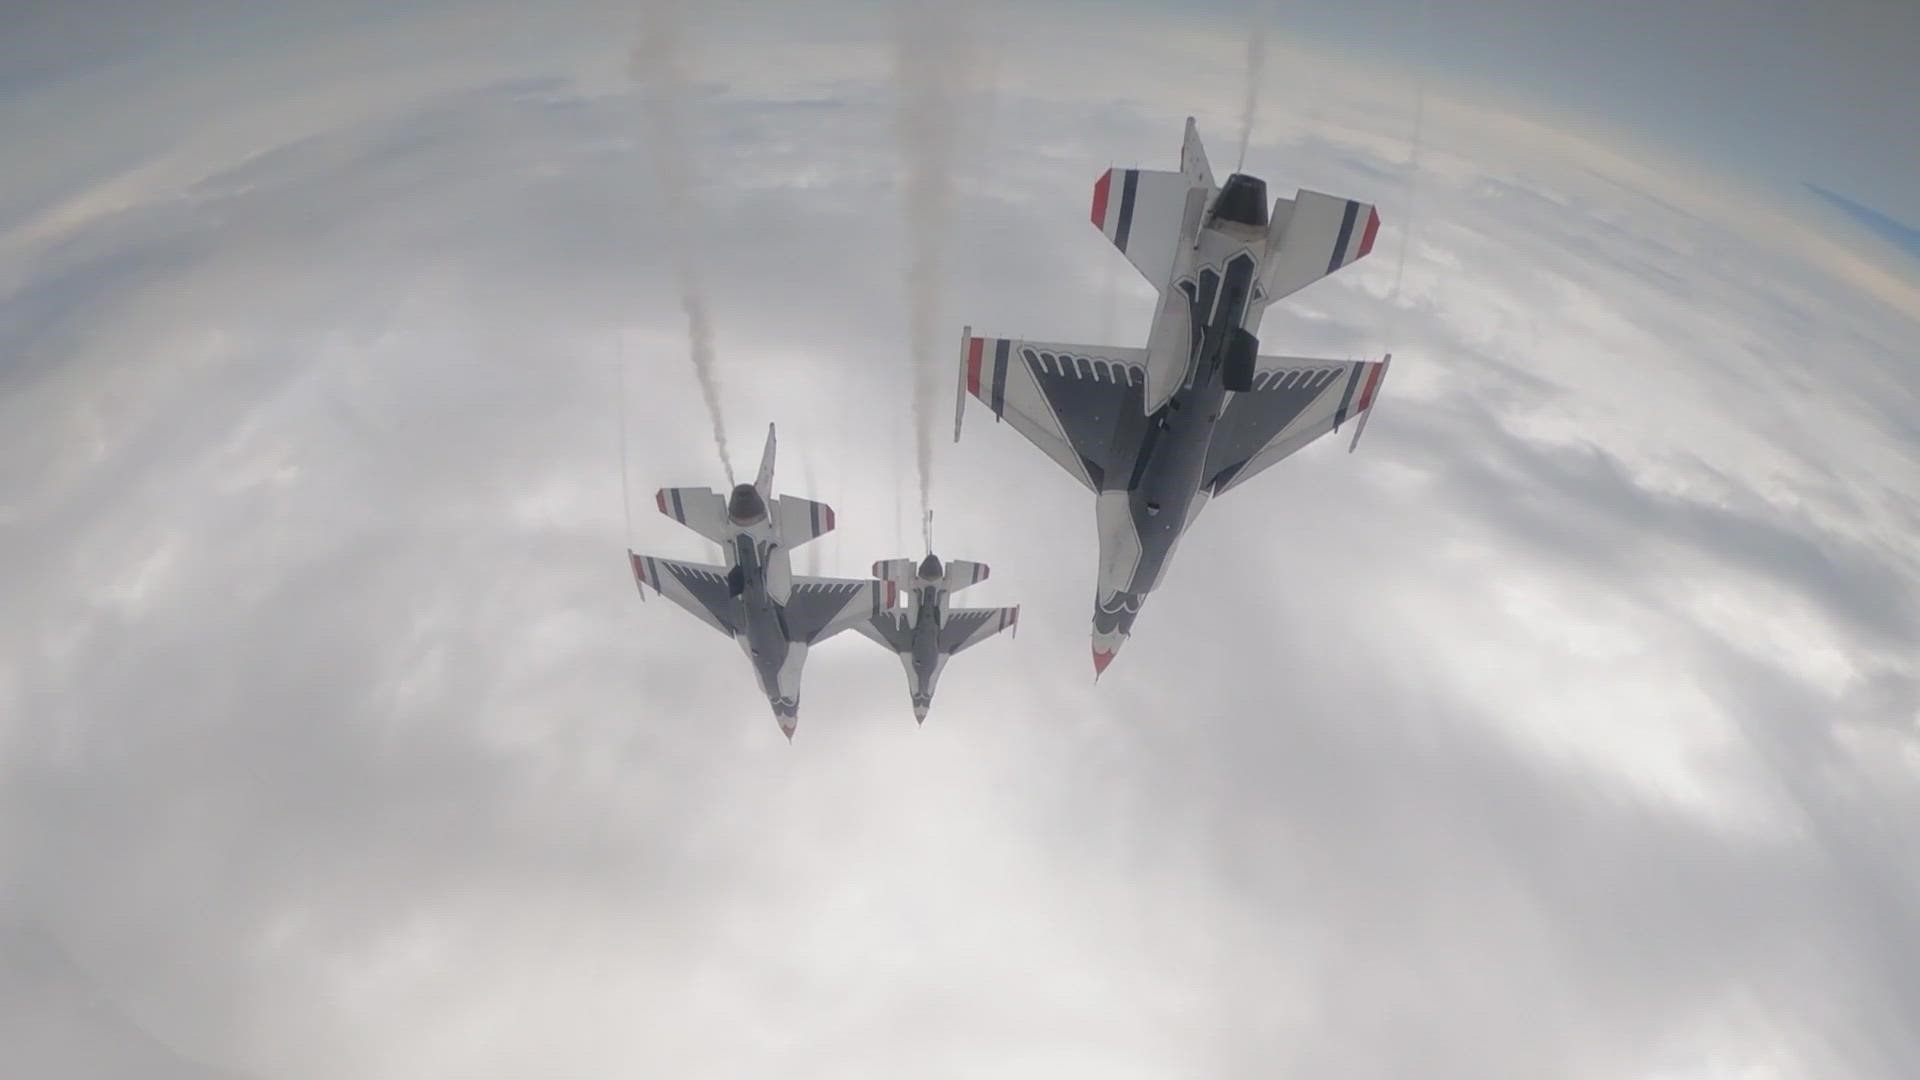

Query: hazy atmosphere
[4,1,1917,1077]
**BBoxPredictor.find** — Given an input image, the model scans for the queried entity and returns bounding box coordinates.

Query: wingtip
[954,324,974,443]
[627,550,649,599]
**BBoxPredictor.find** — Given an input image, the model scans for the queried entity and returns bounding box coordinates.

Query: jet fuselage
[1093,208,1267,660]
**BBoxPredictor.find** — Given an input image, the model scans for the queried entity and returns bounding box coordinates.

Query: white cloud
[1,4,1915,1079]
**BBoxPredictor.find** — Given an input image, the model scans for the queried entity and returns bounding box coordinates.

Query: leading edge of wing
[629,551,740,636]
[959,331,1149,492]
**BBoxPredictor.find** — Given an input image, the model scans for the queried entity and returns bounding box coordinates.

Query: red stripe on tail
[966,337,985,397]
[654,490,667,515]
[1358,207,1381,258]
[1091,169,1112,229]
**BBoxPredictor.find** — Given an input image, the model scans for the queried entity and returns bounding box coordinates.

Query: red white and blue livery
[630,425,890,738]
[955,118,1393,676]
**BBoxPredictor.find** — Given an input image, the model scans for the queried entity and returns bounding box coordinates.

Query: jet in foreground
[955,118,1392,676]
[630,425,888,738]
[857,529,1019,722]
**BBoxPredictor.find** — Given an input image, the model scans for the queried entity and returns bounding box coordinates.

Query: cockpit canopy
[917,553,944,582]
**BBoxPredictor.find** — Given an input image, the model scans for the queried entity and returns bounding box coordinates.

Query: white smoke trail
[1391,0,1431,302]
[616,335,633,546]
[893,1,973,524]
[630,0,734,485]
[1235,0,1275,173]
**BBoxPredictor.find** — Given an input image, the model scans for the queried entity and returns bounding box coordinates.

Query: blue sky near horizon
[1811,183,1920,264]
[1211,0,1920,225]
[7,0,1919,224]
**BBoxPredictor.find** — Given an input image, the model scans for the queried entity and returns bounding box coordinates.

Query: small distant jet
[956,117,1391,676]
[857,517,1019,723]
[629,425,889,738]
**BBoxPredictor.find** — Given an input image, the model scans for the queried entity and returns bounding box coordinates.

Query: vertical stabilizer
[1180,115,1215,189]
[754,423,777,496]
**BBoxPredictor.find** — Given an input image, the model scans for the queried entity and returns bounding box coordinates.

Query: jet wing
[629,552,739,636]
[856,610,915,653]
[1201,355,1389,496]
[937,606,1020,656]
[959,332,1150,493]
[784,577,890,645]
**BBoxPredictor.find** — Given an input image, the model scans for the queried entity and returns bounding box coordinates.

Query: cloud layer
[2,4,1915,1078]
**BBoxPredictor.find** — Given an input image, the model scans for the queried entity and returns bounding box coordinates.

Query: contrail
[630,0,734,485]
[893,1,972,523]
[1236,0,1275,173]
[1391,0,1431,302]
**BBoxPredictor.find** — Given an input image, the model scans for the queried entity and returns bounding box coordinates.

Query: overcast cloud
[2,2,1916,1078]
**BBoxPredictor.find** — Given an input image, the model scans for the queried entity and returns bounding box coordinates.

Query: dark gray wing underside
[1201,375,1343,494]
[782,581,870,644]
[936,609,1001,655]
[1022,351,1149,490]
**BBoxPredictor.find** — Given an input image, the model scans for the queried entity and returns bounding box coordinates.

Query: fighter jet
[629,424,889,738]
[857,519,1019,723]
[955,118,1392,676]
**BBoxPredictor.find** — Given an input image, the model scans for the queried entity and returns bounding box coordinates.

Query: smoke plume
[893,2,973,523]
[630,0,734,485]
[1236,1,1274,172]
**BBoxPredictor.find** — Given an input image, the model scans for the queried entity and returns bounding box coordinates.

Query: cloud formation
[2,4,1915,1079]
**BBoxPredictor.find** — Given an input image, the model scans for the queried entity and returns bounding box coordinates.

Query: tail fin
[1179,115,1215,189]
[754,423,776,495]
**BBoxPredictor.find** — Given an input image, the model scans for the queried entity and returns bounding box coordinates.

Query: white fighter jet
[955,118,1392,676]
[857,518,1019,723]
[629,425,889,738]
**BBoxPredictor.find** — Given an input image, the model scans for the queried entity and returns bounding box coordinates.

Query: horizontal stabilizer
[1092,165,1199,290]
[655,487,733,544]
[774,494,835,548]
[1262,189,1379,301]
[871,558,920,587]
[943,559,990,594]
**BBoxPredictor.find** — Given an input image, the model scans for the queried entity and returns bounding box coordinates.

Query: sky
[2,1,1917,1078]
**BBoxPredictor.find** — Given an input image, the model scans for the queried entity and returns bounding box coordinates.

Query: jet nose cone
[772,699,799,739]
[1092,647,1116,678]
[913,704,929,723]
